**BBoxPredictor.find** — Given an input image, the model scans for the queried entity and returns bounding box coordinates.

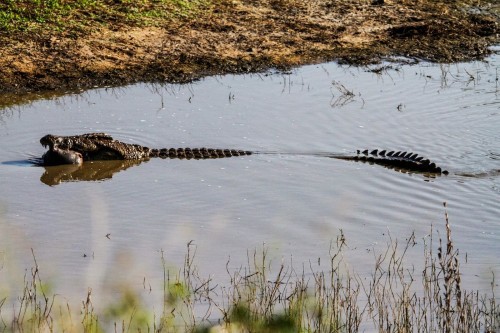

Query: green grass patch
[0,0,210,33]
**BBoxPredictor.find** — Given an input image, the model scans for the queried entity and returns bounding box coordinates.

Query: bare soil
[0,0,498,94]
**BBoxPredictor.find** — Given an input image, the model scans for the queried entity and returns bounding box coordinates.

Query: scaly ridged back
[148,147,253,159]
[348,149,448,174]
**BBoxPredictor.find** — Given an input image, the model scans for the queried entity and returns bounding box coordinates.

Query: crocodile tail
[352,149,448,174]
[149,147,252,159]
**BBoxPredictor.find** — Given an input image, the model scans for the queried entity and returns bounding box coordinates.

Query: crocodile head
[39,133,133,165]
[40,134,82,166]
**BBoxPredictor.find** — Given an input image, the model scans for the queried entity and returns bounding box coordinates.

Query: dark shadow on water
[2,159,36,167]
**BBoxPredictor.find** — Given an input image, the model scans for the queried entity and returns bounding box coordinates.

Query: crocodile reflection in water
[37,132,451,185]
[40,159,145,186]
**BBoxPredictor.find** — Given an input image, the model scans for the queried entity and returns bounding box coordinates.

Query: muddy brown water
[1,51,499,318]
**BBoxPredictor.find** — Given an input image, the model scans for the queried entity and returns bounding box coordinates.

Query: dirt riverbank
[0,0,498,94]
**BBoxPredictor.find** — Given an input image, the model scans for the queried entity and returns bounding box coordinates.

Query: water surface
[0,52,499,315]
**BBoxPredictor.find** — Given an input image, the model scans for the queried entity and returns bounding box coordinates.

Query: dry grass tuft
[0,206,498,332]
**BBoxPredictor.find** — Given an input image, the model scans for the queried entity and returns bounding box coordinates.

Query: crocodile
[39,133,449,175]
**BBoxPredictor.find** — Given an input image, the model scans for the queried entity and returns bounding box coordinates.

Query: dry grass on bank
[1,206,499,332]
